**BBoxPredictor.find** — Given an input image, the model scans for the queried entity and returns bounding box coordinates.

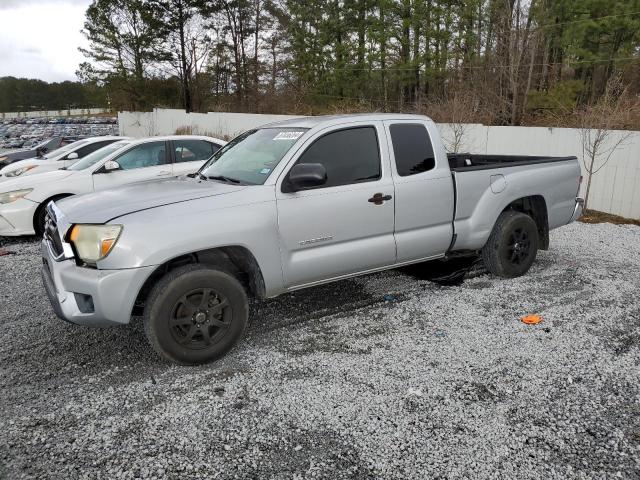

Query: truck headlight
[0,189,33,204]
[69,224,123,265]
[5,165,37,177]
[0,156,7,162]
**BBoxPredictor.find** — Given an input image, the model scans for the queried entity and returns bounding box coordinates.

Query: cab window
[293,127,380,188]
[389,124,436,176]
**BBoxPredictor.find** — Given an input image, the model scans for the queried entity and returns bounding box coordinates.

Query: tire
[143,264,249,365]
[482,211,539,278]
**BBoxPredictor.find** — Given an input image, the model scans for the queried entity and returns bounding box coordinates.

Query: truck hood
[57,176,246,224]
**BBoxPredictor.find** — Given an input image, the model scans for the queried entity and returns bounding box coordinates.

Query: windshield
[199,128,308,185]
[35,138,55,149]
[68,140,130,171]
[43,140,89,159]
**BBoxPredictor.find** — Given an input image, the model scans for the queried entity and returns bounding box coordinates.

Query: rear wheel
[143,264,249,365]
[482,211,539,278]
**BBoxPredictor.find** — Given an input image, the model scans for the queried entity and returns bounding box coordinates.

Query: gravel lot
[0,222,639,479]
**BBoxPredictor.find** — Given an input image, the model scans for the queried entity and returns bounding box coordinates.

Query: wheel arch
[132,245,266,316]
[33,193,75,232]
[500,195,549,250]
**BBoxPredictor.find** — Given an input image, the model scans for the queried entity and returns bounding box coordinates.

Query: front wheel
[482,211,539,278]
[143,264,249,365]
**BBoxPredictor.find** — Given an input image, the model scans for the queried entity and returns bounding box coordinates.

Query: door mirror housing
[66,152,79,160]
[285,163,327,192]
[103,160,121,172]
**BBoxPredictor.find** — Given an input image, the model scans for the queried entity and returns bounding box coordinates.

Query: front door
[276,123,396,288]
[92,140,172,191]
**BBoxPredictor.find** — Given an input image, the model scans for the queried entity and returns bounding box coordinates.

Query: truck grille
[44,212,64,258]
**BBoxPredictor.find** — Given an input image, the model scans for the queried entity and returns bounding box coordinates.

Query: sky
[0,0,91,82]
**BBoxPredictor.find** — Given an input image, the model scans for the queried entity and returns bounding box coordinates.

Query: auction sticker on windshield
[273,131,304,141]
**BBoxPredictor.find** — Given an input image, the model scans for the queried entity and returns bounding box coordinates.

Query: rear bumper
[41,240,156,326]
[569,197,585,223]
[0,198,38,236]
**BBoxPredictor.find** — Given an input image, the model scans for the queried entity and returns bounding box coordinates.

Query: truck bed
[447,152,581,252]
[448,153,578,172]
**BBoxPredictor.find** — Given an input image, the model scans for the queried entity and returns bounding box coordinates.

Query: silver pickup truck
[41,114,584,364]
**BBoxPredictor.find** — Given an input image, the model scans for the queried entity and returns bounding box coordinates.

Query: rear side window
[173,139,218,163]
[295,127,380,188]
[389,124,435,176]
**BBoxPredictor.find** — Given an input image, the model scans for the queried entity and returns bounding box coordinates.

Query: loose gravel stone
[0,223,639,479]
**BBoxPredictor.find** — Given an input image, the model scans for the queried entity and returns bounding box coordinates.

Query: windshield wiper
[208,175,241,184]
[187,171,206,179]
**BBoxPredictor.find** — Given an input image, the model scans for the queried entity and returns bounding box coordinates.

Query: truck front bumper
[41,240,156,327]
[569,197,585,223]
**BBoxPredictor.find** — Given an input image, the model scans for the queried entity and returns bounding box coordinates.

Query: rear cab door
[170,138,223,176]
[92,140,172,191]
[276,120,397,288]
[383,119,455,263]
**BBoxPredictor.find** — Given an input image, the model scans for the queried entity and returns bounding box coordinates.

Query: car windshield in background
[42,140,89,159]
[68,141,130,171]
[199,128,308,185]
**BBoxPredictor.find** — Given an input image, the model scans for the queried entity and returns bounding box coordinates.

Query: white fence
[437,123,640,219]
[118,109,640,219]
[118,108,299,139]
[1,108,110,120]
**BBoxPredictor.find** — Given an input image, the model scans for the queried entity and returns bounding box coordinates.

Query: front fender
[97,197,285,297]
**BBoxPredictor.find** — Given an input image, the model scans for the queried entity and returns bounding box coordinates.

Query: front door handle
[368,193,392,205]
[157,170,171,176]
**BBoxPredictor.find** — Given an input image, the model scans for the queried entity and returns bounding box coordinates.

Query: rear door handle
[157,170,171,176]
[368,193,392,205]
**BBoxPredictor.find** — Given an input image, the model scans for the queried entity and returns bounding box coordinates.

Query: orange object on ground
[521,314,543,325]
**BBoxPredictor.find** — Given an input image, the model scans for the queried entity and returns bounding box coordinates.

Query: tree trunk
[379,3,387,110]
[584,167,594,210]
[177,1,192,113]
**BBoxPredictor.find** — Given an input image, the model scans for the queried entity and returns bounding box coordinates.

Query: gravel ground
[0,222,639,480]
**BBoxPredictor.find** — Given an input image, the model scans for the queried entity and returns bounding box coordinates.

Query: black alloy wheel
[169,288,231,348]
[504,227,532,266]
[144,264,249,365]
[482,210,539,278]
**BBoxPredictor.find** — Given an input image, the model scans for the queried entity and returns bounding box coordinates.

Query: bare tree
[579,77,633,210]
[426,89,478,153]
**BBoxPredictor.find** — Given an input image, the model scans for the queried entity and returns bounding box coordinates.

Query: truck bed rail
[448,154,578,172]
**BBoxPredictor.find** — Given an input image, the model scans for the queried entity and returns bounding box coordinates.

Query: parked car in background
[0,135,225,236]
[0,136,124,181]
[38,114,584,365]
[0,137,75,168]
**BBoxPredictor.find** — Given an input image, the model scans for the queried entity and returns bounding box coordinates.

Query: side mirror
[285,163,327,192]
[103,160,121,172]
[66,152,79,160]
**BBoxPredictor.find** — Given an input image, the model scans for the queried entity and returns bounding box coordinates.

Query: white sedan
[0,135,225,236]
[0,136,124,182]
